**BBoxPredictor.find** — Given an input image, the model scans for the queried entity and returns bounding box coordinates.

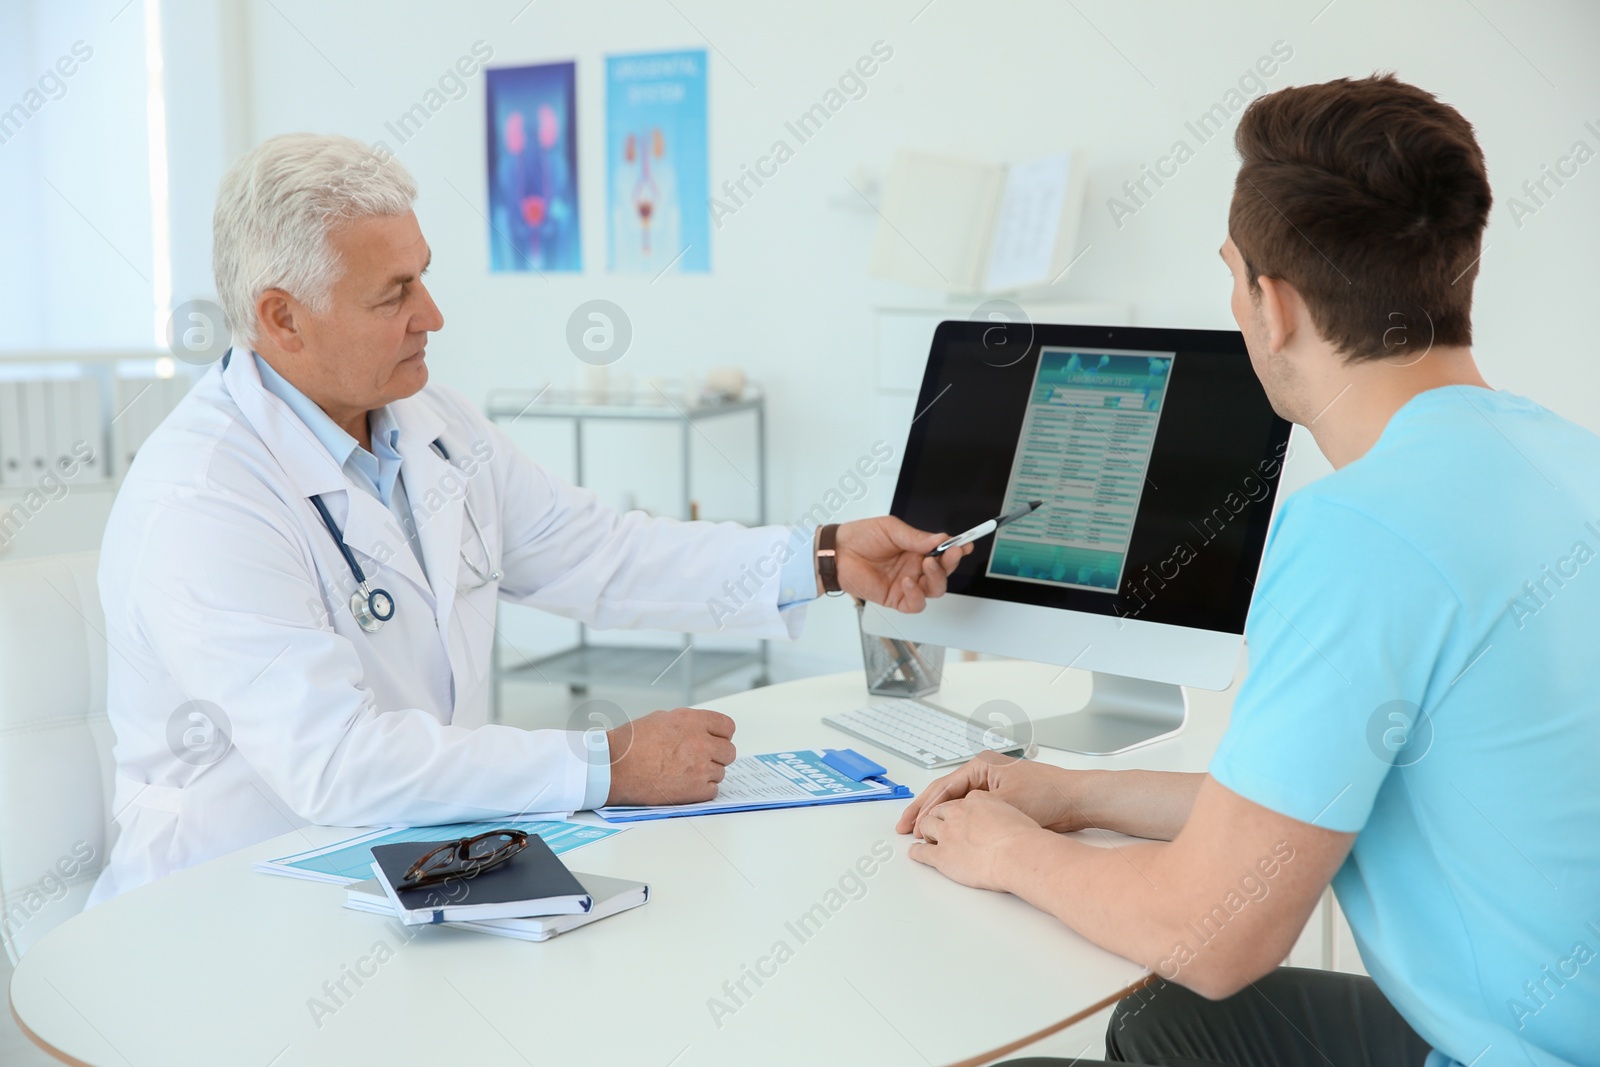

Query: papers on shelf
[984,152,1075,292]
[869,148,1088,294]
[254,817,619,886]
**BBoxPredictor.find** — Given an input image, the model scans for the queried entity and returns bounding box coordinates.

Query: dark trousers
[998,967,1431,1067]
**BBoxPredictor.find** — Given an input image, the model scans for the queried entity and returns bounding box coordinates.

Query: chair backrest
[0,551,115,963]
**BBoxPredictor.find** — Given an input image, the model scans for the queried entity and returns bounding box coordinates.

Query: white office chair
[0,551,116,963]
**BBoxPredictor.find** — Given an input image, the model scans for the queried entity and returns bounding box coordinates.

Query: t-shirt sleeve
[1209,493,1460,832]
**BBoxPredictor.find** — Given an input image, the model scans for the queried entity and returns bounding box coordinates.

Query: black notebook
[370,834,592,925]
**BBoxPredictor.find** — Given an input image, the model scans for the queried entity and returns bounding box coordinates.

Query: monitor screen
[891,320,1293,635]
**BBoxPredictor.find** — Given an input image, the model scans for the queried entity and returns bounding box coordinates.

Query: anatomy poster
[486,61,581,272]
[605,49,710,273]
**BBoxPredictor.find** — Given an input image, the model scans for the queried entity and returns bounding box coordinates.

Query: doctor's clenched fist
[604,708,738,805]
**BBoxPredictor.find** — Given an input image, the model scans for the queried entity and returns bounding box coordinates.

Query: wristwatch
[816,524,843,596]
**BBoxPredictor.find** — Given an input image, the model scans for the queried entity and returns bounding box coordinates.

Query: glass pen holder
[855,598,945,698]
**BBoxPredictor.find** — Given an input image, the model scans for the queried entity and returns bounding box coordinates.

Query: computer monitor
[862,319,1293,754]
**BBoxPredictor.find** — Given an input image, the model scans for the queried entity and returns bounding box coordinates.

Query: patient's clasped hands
[896,753,1088,893]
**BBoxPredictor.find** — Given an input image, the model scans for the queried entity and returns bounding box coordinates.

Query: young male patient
[898,74,1600,1067]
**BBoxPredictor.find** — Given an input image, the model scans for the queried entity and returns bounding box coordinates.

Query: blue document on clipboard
[254,819,623,885]
[596,748,910,823]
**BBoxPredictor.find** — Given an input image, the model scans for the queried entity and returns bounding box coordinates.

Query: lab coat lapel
[390,398,464,636]
[338,488,433,605]
[221,349,345,499]
[222,349,434,604]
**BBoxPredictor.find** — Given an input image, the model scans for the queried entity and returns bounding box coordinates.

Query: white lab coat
[88,350,806,904]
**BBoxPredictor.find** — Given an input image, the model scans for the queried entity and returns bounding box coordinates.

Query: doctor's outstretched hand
[831,517,971,612]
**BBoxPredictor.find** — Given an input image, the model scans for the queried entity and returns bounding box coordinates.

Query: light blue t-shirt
[1211,386,1600,1067]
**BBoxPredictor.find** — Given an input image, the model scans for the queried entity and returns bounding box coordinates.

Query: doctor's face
[276,211,444,419]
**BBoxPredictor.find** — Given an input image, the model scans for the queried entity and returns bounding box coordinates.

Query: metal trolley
[484,388,771,721]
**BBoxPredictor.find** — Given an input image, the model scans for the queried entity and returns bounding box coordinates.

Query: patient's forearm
[1001,832,1192,981]
[1069,769,1205,841]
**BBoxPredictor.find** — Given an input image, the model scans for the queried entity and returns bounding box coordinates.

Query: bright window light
[143,0,172,348]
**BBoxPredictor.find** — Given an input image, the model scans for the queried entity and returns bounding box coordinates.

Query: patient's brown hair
[1229,73,1492,360]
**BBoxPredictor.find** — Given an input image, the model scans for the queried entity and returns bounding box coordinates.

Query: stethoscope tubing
[310,436,496,632]
[310,494,375,588]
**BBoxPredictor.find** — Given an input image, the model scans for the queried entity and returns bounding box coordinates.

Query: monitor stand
[1029,672,1188,756]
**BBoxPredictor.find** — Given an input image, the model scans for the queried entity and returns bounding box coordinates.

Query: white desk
[10,661,1237,1067]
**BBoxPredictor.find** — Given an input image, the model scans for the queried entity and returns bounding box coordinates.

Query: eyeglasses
[399,829,529,889]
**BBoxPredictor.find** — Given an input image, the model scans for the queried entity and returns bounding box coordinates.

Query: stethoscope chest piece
[350,586,395,633]
[312,435,499,633]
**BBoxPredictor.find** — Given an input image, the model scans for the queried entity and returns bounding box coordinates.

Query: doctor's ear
[256,289,307,353]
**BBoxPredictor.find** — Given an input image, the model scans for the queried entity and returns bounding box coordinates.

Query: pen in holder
[855,598,945,698]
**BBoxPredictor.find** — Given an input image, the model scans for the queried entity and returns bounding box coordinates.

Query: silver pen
[926,500,1045,557]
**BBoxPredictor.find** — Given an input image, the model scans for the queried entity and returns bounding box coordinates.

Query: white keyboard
[823,698,1025,768]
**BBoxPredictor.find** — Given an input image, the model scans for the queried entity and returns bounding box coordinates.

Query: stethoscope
[311,438,501,633]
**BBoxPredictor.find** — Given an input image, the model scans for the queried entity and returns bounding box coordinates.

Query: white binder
[19,380,51,479]
[160,374,194,425]
[0,382,25,487]
[46,378,78,478]
[74,376,107,480]
[869,149,1089,294]
[112,377,154,476]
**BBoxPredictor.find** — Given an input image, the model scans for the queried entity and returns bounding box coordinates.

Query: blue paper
[260,819,621,885]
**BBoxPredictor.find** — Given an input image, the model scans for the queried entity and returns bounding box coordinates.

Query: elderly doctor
[88,134,969,904]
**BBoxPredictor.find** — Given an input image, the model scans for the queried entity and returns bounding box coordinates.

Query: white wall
[9,0,1598,675]
[160,0,252,311]
[0,1,44,344]
[0,0,155,347]
[226,0,1600,676]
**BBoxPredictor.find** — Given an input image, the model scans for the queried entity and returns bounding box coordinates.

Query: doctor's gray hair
[213,133,417,349]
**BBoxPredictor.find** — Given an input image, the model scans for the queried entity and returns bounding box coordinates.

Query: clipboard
[596,748,912,823]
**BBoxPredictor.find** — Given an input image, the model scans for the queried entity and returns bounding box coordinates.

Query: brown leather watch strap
[817,523,843,595]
